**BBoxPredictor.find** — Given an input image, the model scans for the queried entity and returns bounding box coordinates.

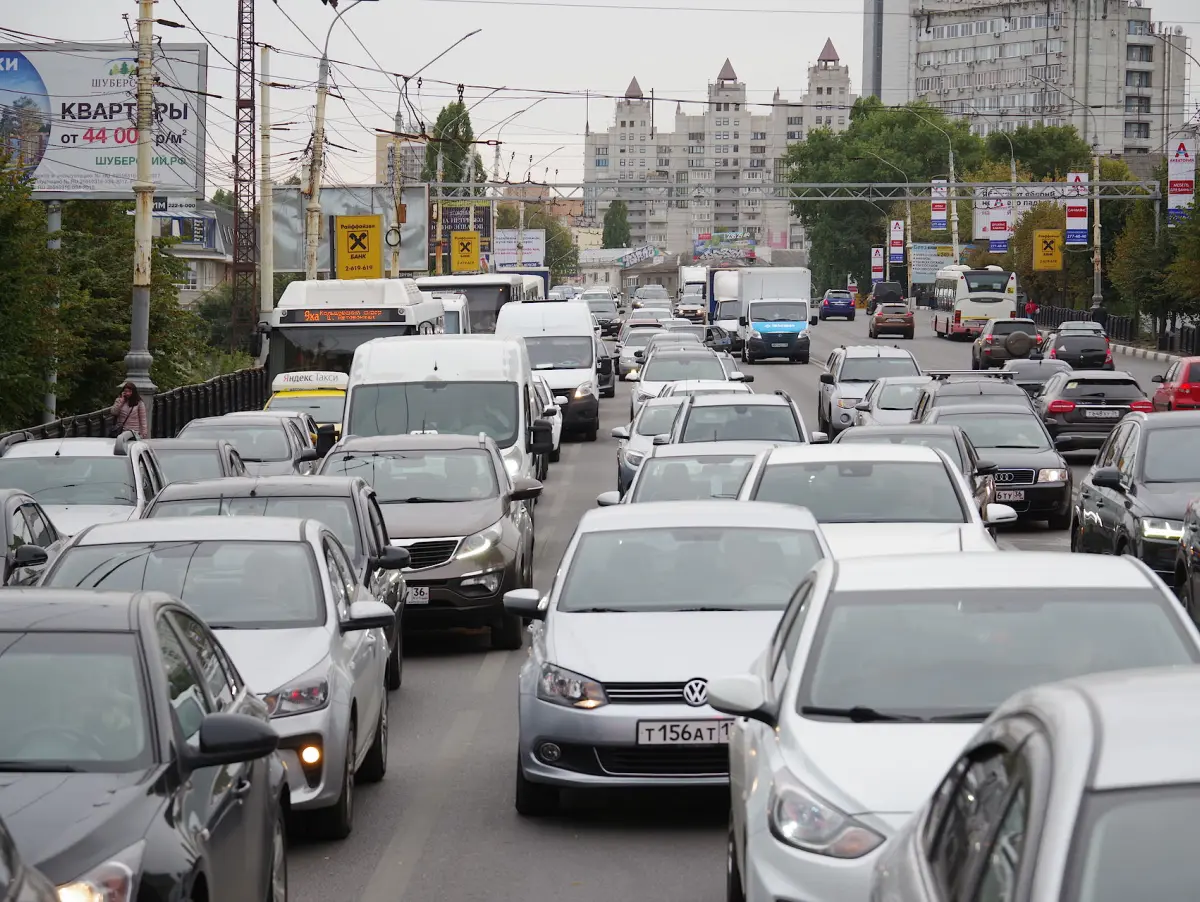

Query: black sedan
[1035,370,1152,451]
[2,488,65,586]
[925,403,1073,528]
[145,438,249,484]
[1044,326,1114,370]
[0,590,287,901]
[176,415,319,477]
[1074,410,1200,584]
[1001,355,1073,397]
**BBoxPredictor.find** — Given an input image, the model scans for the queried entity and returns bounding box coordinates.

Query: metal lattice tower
[230,0,257,351]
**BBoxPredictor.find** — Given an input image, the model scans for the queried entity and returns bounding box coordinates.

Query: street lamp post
[904,109,960,260]
[860,150,914,296]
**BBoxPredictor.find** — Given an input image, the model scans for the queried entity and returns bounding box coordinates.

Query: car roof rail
[113,430,138,455]
[0,432,33,456]
[925,370,1016,381]
[773,389,793,401]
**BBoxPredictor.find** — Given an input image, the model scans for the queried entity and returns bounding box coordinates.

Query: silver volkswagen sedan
[501,500,831,816]
[39,516,401,840]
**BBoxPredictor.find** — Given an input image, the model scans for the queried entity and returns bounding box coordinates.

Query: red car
[1152,356,1200,411]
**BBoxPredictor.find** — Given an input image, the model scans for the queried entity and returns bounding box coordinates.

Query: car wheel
[266,809,288,902]
[515,760,559,816]
[1069,517,1082,552]
[1047,505,1071,531]
[583,425,598,442]
[1182,578,1197,622]
[314,724,355,840]
[385,625,403,690]
[970,354,979,370]
[549,445,561,463]
[726,823,745,902]
[491,608,525,649]
[358,696,388,783]
[848,314,855,321]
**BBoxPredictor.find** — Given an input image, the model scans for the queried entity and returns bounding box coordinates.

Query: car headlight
[537,663,608,709]
[768,773,885,859]
[622,448,645,467]
[1037,468,1069,483]
[1142,518,1184,540]
[575,382,596,399]
[748,329,762,339]
[837,398,861,409]
[504,457,520,477]
[263,671,330,718]
[57,840,145,902]
[456,521,504,560]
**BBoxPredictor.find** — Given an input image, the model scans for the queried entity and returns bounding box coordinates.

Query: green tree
[210,188,234,210]
[495,203,579,284]
[985,125,1092,180]
[420,102,486,189]
[602,200,631,248]
[1111,200,1173,333]
[1165,205,1200,323]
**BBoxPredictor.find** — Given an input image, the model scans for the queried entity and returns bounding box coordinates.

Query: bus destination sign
[280,308,407,324]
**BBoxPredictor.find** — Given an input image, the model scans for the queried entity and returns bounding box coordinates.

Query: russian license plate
[771,342,788,348]
[996,490,1025,502]
[1085,408,1121,418]
[408,586,430,604]
[637,719,733,745]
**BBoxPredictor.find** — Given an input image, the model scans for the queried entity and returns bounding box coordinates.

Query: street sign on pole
[1032,229,1063,272]
[889,220,905,265]
[451,231,480,272]
[333,215,383,279]
[1065,173,1089,245]
[931,180,948,230]
[870,247,885,283]
[1168,138,1195,226]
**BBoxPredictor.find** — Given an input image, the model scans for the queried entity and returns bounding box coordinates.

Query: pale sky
[8,0,1198,196]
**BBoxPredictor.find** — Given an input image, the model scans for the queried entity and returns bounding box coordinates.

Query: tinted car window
[631,455,755,502]
[753,461,966,523]
[635,404,684,437]
[322,449,499,503]
[988,321,1036,335]
[1053,334,1108,352]
[839,357,920,382]
[937,412,1051,450]
[682,405,801,443]
[155,450,227,483]
[179,424,290,462]
[1142,427,1200,482]
[1058,379,1145,400]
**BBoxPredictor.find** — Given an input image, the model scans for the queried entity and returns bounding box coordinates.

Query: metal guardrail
[0,367,271,442]
[1031,305,1199,357]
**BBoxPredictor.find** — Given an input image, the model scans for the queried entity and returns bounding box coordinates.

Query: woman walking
[111,381,149,439]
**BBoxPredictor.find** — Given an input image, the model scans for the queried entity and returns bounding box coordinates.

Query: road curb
[1110,342,1179,365]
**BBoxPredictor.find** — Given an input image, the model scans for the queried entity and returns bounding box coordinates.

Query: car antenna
[54,435,66,457]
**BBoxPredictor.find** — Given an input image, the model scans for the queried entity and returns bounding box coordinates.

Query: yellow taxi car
[264,371,348,444]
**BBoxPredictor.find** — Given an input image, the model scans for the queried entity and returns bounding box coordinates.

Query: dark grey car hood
[380,498,503,540]
[1134,481,1200,521]
[244,459,300,477]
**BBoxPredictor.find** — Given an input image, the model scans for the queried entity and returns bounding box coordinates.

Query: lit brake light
[1047,346,1057,359]
[1129,400,1154,412]
[823,299,830,306]
[1178,382,1197,399]
[954,310,961,324]
[904,311,913,318]
[1104,340,1113,364]
[984,334,994,343]
[1047,399,1075,413]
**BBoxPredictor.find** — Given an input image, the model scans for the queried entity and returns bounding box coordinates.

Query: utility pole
[387,142,403,278]
[43,201,61,423]
[1090,146,1103,311]
[904,195,913,296]
[948,145,961,261]
[468,153,477,269]
[434,146,445,274]
[259,46,274,318]
[304,53,330,280]
[127,0,157,431]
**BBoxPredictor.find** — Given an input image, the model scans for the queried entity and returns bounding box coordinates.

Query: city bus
[415,274,543,333]
[931,265,1019,339]
[258,278,444,382]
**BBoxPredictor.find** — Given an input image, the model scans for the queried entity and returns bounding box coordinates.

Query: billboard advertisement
[910,243,973,283]
[693,230,757,262]
[0,43,208,199]
[1168,138,1195,226]
[1065,172,1089,245]
[889,219,905,264]
[493,229,546,267]
[432,201,492,252]
[931,179,948,230]
[870,246,884,283]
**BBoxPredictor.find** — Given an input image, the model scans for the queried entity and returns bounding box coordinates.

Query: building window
[752,131,767,140]
[787,131,801,140]
[787,116,802,126]
[1125,95,1151,113]
[1128,19,1149,35]
[179,262,198,290]
[749,159,765,168]
[596,146,608,155]
[595,158,608,167]
[1126,70,1151,88]
[1124,121,1150,139]
[620,120,626,127]
[1127,45,1152,62]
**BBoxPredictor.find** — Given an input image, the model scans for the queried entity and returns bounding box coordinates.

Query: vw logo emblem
[683,678,708,707]
[995,471,1017,483]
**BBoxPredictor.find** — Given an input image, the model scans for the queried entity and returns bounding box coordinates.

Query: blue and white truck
[735,267,814,364]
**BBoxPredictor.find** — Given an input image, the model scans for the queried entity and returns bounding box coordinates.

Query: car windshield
[938,412,1050,450]
[753,461,965,523]
[799,588,1198,721]
[631,456,755,502]
[586,299,618,316]
[749,302,808,322]
[1060,321,1104,332]
[154,450,227,484]
[0,457,135,505]
[322,449,498,503]
[149,496,362,560]
[840,356,920,382]
[44,540,326,629]
[635,404,683,436]
[1067,786,1200,902]
[179,424,290,462]
[524,336,594,370]
[836,432,967,471]
[682,404,801,443]
[267,393,345,422]
[641,356,727,383]
[0,631,152,772]
[877,383,928,410]
[623,331,657,349]
[826,292,852,299]
[558,526,823,612]
[1142,427,1200,483]
[637,287,669,298]
[716,301,741,319]
[581,292,612,301]
[347,382,519,449]
[1060,379,1145,400]
[649,336,702,353]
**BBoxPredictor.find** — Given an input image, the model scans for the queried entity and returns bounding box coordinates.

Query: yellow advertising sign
[451,230,481,273]
[1033,229,1063,272]
[334,215,383,279]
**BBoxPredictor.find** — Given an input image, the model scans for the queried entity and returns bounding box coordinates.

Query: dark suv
[970,318,1039,369]
[910,373,1033,422]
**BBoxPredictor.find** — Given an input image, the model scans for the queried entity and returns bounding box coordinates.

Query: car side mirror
[1152,374,1164,383]
[634,350,644,358]
[503,587,545,620]
[738,316,748,327]
[819,373,836,385]
[370,545,410,571]
[510,476,544,502]
[182,713,279,772]
[299,448,320,462]
[340,599,396,633]
[706,674,775,727]
[738,374,755,384]
[596,490,621,507]
[730,372,746,382]
[529,419,554,455]
[809,431,829,444]
[7,544,48,569]
[984,503,1018,526]
[975,460,998,476]
[1054,435,1076,451]
[854,401,870,412]
[611,425,630,440]
[1092,466,1124,492]
[652,434,671,446]
[542,404,559,418]
[552,396,569,407]
[315,424,338,457]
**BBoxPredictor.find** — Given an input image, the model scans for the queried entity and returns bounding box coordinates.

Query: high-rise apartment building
[583,46,857,257]
[863,0,1190,164]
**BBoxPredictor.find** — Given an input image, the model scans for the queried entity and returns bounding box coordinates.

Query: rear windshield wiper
[395,496,447,503]
[800,705,925,723]
[928,711,993,722]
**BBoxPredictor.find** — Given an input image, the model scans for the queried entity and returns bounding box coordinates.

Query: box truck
[735,267,814,365]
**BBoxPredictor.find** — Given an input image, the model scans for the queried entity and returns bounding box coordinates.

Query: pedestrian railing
[0,367,271,442]
[1031,305,1199,356]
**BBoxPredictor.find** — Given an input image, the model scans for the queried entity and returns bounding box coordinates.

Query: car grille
[606,682,686,703]
[595,746,729,777]
[399,539,460,570]
[762,332,798,343]
[995,469,1036,486]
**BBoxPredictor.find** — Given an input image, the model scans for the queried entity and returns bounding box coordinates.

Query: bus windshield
[964,272,1011,293]
[419,283,511,333]
[271,324,414,375]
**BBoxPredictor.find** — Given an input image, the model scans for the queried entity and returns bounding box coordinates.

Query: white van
[343,334,554,483]
[494,302,600,441]
[427,291,470,333]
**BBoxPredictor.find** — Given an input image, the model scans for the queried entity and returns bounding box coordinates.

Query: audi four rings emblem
[683,679,708,707]
[995,471,1017,482]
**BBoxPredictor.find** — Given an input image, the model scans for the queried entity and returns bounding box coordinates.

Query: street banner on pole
[1065,172,1089,245]
[450,231,481,272]
[870,247,885,283]
[1168,138,1195,226]
[333,215,383,279]
[988,192,1010,254]
[889,220,905,264]
[931,180,948,230]
[1033,230,1063,272]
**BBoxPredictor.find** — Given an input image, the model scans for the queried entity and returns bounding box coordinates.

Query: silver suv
[817,345,921,437]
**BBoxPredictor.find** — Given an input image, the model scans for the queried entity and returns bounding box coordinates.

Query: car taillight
[1010,311,1017,318]
[1047,399,1075,413]
[1129,399,1154,412]
[1179,383,1197,399]
[1104,341,1113,364]
[954,310,961,324]
[1048,346,1057,359]
[823,299,830,306]
[904,311,913,317]
[984,334,994,343]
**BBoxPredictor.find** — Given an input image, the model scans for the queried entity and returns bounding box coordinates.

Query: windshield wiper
[928,711,993,722]
[239,456,265,462]
[395,496,449,503]
[0,761,84,772]
[988,444,1043,449]
[800,705,926,723]
[571,606,636,613]
[672,606,740,611]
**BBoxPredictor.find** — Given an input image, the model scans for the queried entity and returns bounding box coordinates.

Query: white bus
[416,274,544,333]
[931,265,1019,339]
[259,278,444,382]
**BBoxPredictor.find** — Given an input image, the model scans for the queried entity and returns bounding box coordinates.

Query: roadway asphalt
[287,313,1176,902]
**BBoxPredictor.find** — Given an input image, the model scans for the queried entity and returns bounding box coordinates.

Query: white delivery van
[427,291,470,333]
[737,267,814,321]
[495,301,600,441]
[343,334,554,483]
[712,270,743,348]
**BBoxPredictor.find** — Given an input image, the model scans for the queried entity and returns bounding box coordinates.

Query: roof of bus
[276,278,424,308]
[416,274,527,287]
[348,333,531,385]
